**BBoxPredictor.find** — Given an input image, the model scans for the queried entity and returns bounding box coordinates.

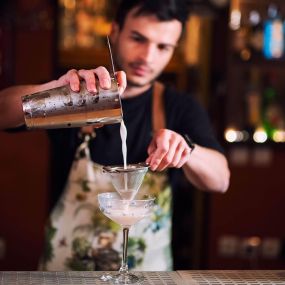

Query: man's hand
[146,129,191,171]
[49,67,127,96]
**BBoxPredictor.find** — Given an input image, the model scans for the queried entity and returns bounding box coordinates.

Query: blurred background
[0,0,285,270]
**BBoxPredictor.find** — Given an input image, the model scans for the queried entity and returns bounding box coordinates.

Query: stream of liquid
[120,120,127,169]
[120,120,128,195]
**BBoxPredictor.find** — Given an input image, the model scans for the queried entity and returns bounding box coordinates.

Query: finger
[64,69,80,92]
[115,71,127,95]
[149,139,169,171]
[158,138,180,171]
[92,66,111,89]
[78,69,97,93]
[146,153,154,165]
[171,141,186,167]
[177,148,191,168]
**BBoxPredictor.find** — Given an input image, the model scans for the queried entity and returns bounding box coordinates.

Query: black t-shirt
[48,85,223,209]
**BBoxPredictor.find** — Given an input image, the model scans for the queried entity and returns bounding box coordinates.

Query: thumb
[116,71,127,95]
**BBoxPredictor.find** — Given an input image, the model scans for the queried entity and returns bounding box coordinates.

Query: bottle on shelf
[231,26,250,61]
[248,10,264,58]
[245,68,262,137]
[231,9,264,61]
[230,5,251,61]
[263,4,285,60]
[261,72,284,140]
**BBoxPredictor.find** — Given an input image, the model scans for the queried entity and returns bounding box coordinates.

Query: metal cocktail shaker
[22,78,122,129]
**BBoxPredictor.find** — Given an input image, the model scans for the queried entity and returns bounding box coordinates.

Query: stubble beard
[114,54,158,88]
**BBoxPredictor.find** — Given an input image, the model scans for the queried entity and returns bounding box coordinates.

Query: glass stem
[119,227,129,274]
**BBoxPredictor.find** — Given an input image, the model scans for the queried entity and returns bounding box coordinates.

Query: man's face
[111,9,182,88]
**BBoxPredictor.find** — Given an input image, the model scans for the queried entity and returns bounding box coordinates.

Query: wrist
[184,134,195,154]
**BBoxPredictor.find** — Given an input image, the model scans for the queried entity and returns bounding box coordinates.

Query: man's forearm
[0,83,52,129]
[182,145,230,193]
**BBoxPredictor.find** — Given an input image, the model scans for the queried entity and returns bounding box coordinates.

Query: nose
[139,43,157,64]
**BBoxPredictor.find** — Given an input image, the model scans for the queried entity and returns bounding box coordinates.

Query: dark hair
[115,0,189,30]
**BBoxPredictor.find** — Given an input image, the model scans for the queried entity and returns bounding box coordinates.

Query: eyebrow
[130,31,177,48]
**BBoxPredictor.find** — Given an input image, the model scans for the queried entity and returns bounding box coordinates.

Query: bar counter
[0,270,284,284]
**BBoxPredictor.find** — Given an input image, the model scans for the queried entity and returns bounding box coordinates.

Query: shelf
[224,140,285,149]
[229,54,285,68]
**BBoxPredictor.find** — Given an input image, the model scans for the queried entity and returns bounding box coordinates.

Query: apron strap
[152,81,166,131]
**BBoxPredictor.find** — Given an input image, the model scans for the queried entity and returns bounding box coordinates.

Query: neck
[122,83,152,99]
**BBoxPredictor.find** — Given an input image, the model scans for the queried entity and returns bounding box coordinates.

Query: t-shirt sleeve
[168,92,224,153]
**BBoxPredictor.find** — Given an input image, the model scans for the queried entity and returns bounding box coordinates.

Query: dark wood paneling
[0,131,50,270]
[207,147,285,269]
[0,0,54,270]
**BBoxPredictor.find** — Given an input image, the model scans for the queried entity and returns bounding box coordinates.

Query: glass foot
[112,272,143,284]
[99,273,113,281]
[93,273,113,282]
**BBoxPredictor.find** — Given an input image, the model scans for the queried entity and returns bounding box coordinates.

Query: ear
[110,22,119,44]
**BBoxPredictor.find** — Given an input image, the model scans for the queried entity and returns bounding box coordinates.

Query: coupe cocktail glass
[98,192,155,284]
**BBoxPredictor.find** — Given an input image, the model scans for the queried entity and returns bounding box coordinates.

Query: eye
[158,44,173,52]
[131,34,145,43]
